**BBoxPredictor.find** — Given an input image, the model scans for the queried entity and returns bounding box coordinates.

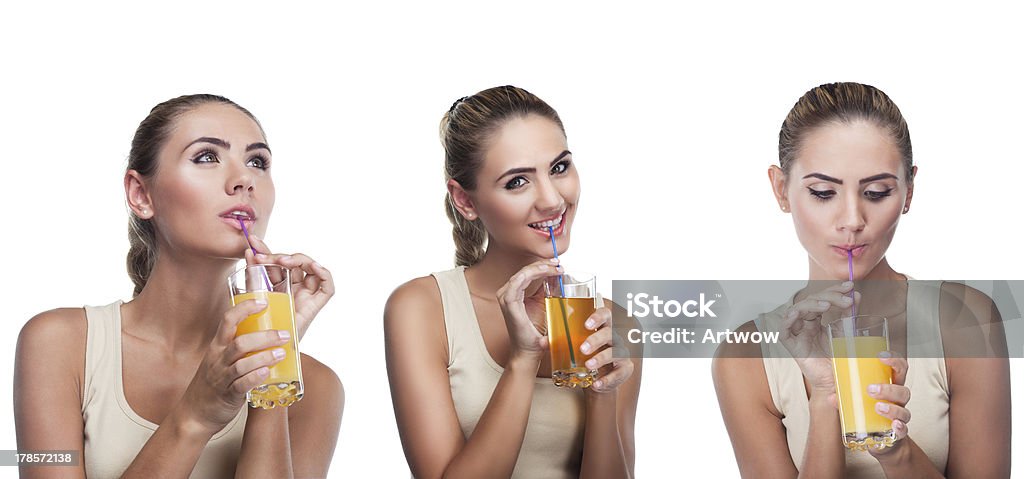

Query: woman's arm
[233,354,343,479]
[579,300,642,479]
[385,275,543,479]
[713,321,846,479]
[14,309,89,479]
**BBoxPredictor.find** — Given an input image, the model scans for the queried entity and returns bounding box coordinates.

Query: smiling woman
[384,86,641,479]
[14,94,344,479]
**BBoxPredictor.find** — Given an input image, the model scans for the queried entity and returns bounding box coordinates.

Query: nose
[226,162,255,195]
[535,177,566,215]
[836,192,866,233]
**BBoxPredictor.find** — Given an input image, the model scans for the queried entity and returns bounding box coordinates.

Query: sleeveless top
[82,301,247,478]
[432,267,586,479]
[756,281,950,477]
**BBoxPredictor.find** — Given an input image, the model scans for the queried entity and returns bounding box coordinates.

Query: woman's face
[142,103,274,260]
[467,114,579,260]
[773,120,913,280]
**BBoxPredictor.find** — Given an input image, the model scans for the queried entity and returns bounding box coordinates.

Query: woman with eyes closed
[14,94,343,478]
[712,82,1010,478]
[384,85,641,479]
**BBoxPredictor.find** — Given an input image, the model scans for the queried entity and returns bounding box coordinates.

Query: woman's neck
[465,243,547,299]
[122,250,239,352]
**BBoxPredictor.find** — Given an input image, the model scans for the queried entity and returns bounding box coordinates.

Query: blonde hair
[439,85,565,266]
[779,82,913,182]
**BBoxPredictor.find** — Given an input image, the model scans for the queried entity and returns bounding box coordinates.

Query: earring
[781,205,789,212]
[466,212,475,219]
[903,207,909,213]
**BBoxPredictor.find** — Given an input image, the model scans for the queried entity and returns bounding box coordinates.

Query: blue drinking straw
[549,226,576,368]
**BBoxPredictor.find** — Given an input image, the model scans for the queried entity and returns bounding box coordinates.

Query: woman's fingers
[590,358,634,393]
[227,330,291,361]
[580,327,611,356]
[497,260,561,307]
[874,401,911,425]
[231,347,286,379]
[880,352,909,385]
[220,299,267,342]
[868,383,911,406]
[584,307,611,330]
[229,366,272,395]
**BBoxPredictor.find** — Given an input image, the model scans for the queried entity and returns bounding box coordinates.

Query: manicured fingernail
[255,253,268,259]
[313,262,323,269]
[818,301,830,308]
[867,384,880,395]
[876,402,890,413]
[841,296,853,304]
[278,330,291,340]
[586,359,597,368]
[549,258,559,264]
[894,420,905,432]
[272,348,286,359]
[257,367,269,377]
[254,299,267,305]
[879,351,892,359]
[842,281,853,287]
[585,319,595,329]
[580,342,591,354]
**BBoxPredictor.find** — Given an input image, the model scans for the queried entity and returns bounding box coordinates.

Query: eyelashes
[806,187,894,202]
[190,149,271,170]
[503,159,572,190]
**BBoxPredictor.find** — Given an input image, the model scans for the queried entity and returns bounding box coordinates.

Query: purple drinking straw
[238,217,273,291]
[847,249,857,318]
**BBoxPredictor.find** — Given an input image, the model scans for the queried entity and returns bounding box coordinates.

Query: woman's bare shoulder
[384,275,444,324]
[17,308,88,361]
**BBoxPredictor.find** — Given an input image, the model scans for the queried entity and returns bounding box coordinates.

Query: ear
[446,179,477,221]
[903,165,917,214]
[768,165,790,213]
[125,170,154,219]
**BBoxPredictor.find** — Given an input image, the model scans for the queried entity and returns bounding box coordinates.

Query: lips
[831,244,867,258]
[219,205,257,230]
[528,210,567,238]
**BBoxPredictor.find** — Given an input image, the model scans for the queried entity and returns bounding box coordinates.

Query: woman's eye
[808,187,835,201]
[505,176,528,190]
[864,188,893,201]
[247,156,269,170]
[192,151,218,164]
[550,160,571,175]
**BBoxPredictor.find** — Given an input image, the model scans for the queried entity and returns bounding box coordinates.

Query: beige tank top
[432,267,586,479]
[757,281,950,477]
[82,301,247,478]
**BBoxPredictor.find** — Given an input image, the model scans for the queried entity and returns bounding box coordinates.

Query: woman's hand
[780,281,859,400]
[496,258,563,363]
[181,299,291,432]
[580,307,634,394]
[869,352,912,458]
[245,235,335,341]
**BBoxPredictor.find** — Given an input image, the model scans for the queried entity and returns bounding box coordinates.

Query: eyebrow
[182,137,271,154]
[801,172,899,185]
[246,142,271,154]
[495,150,572,182]
[183,137,230,153]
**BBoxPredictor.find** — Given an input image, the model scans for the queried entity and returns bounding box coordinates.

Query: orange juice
[232,291,303,408]
[545,297,598,388]
[831,336,894,450]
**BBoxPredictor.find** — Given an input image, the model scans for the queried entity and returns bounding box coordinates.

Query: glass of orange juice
[227,264,303,409]
[543,272,599,388]
[828,315,896,451]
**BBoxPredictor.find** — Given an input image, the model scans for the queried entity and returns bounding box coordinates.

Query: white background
[2,1,1022,477]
